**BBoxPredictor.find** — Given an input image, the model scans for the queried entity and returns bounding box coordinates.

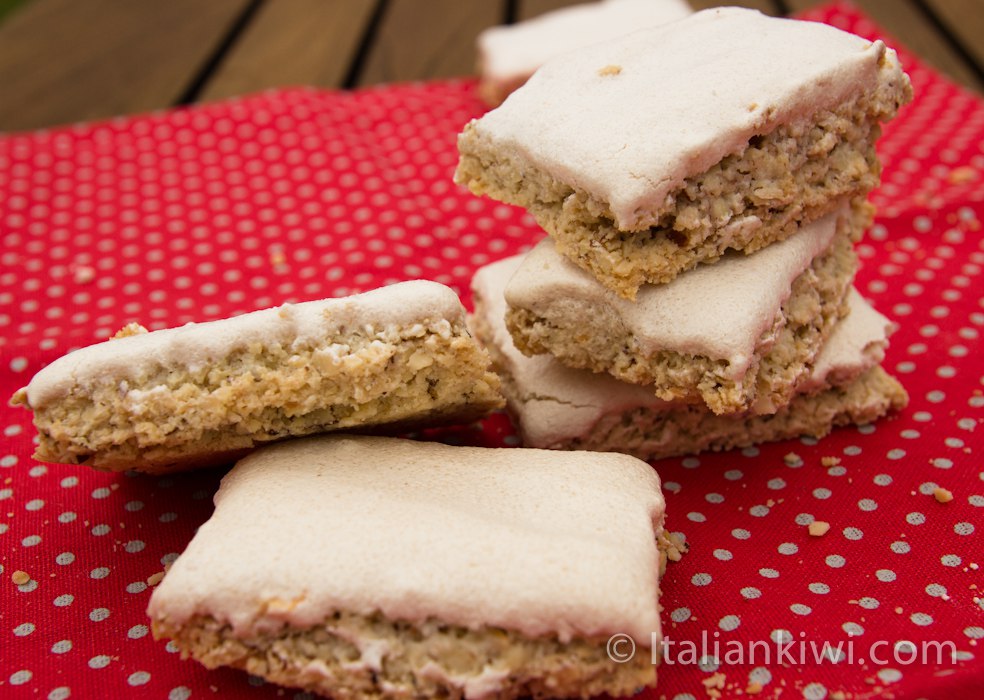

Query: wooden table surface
[0,0,982,133]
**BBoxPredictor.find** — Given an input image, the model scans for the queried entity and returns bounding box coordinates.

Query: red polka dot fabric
[1,3,982,699]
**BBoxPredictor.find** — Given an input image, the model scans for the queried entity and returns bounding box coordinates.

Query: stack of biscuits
[457,7,913,461]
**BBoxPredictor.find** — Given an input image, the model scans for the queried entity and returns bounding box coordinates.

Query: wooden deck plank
[923,0,984,75]
[0,0,250,132]
[356,0,504,86]
[687,0,781,13]
[201,0,378,100]
[785,0,984,93]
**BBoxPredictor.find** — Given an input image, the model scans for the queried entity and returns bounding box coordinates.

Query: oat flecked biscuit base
[504,206,862,415]
[473,255,907,461]
[148,435,667,699]
[11,281,503,473]
[457,7,911,298]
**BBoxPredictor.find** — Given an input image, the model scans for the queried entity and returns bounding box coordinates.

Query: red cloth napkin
[1,3,982,699]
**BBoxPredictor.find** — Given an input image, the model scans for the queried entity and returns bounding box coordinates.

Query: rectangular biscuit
[476,0,692,106]
[148,435,667,699]
[505,206,861,415]
[11,281,503,473]
[473,254,907,460]
[457,7,911,298]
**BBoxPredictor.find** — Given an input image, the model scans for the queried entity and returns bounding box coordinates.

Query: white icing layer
[147,435,665,646]
[506,207,843,376]
[465,7,906,230]
[23,281,464,408]
[475,255,892,447]
[478,0,692,89]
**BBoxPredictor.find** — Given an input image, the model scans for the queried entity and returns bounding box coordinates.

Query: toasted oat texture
[10,282,503,473]
[148,436,666,699]
[471,256,907,461]
[564,366,907,461]
[156,613,653,700]
[456,8,911,298]
[505,209,860,415]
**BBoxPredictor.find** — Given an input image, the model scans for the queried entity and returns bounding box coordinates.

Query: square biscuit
[148,435,667,699]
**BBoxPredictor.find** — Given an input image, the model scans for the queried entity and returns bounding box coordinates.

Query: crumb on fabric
[598,64,622,76]
[822,456,841,466]
[784,452,800,465]
[73,266,95,284]
[147,571,165,586]
[948,166,977,184]
[12,570,30,585]
[808,521,831,536]
[934,487,953,503]
[703,672,726,698]
[746,682,763,694]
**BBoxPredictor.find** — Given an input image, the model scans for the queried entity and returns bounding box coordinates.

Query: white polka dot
[858,498,878,511]
[803,682,828,700]
[873,474,893,485]
[771,629,793,644]
[795,513,815,525]
[732,528,751,540]
[954,521,975,535]
[778,542,799,555]
[826,554,846,568]
[51,639,72,654]
[842,527,863,540]
[90,567,110,579]
[713,548,733,561]
[55,552,75,565]
[858,597,879,609]
[88,655,111,669]
[54,594,74,607]
[941,554,962,567]
[124,540,145,553]
[741,587,761,599]
[90,524,110,536]
[48,687,71,700]
[877,669,902,684]
[910,612,933,626]
[842,622,864,636]
[813,488,832,499]
[906,512,926,525]
[876,569,896,582]
[89,608,110,622]
[169,688,192,700]
[790,603,812,615]
[128,671,151,686]
[749,505,770,516]
[964,626,984,639]
[759,568,780,578]
[719,615,740,631]
[128,624,149,639]
[670,607,691,623]
[691,573,712,586]
[9,670,32,685]
[809,582,830,594]
[749,666,772,685]
[13,622,35,636]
